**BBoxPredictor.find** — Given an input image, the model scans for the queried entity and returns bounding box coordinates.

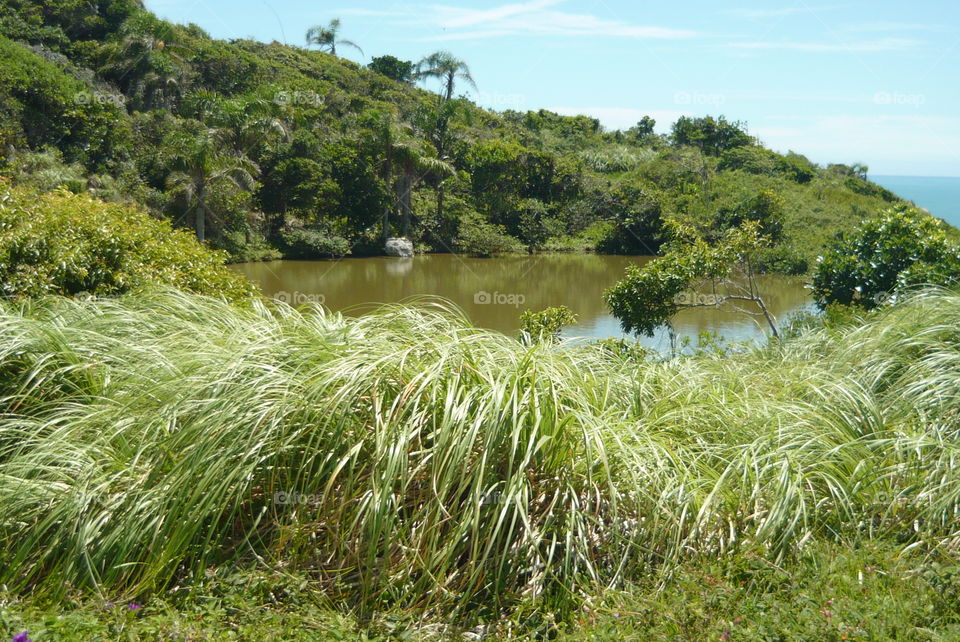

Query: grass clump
[2,289,960,634]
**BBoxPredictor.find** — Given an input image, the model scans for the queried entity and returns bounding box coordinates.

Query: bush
[455,212,523,256]
[277,226,351,259]
[519,305,577,343]
[0,181,254,299]
[812,206,960,308]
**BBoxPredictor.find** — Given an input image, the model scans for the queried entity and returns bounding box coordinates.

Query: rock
[385,237,414,258]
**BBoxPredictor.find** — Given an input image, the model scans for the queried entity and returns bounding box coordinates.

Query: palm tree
[165,128,259,242]
[100,24,190,110]
[413,53,476,227]
[369,111,454,239]
[415,51,477,101]
[305,19,363,57]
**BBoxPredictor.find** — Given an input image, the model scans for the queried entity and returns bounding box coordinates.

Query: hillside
[0,0,901,269]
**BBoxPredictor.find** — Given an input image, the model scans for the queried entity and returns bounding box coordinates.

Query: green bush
[277,226,351,259]
[0,181,255,299]
[812,206,960,308]
[455,212,523,256]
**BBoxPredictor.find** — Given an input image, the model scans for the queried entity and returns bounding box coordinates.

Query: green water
[232,254,812,348]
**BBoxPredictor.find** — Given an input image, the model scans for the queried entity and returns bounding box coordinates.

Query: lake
[233,254,812,349]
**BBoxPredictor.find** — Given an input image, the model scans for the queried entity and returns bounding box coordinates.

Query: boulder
[385,237,414,258]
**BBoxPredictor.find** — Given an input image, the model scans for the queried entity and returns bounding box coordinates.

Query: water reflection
[232,254,813,347]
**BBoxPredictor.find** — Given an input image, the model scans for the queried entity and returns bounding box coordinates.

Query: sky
[145,0,960,177]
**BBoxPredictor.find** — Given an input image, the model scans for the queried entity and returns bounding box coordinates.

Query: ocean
[872,175,960,228]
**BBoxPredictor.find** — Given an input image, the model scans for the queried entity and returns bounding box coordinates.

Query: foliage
[812,206,960,308]
[0,1,914,266]
[277,226,351,259]
[0,181,255,299]
[4,289,960,630]
[605,221,779,337]
[368,55,414,83]
[671,115,752,156]
[518,305,577,343]
[455,211,523,256]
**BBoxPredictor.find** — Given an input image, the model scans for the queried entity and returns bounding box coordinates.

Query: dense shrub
[0,182,254,299]
[813,206,960,308]
[277,226,351,259]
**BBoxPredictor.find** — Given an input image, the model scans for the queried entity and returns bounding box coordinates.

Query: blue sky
[146,0,960,177]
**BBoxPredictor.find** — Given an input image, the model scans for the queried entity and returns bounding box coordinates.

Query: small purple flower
[13,632,31,642]
[127,602,142,611]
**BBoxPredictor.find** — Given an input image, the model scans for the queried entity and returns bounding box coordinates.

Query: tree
[415,51,477,102]
[165,128,259,242]
[671,116,752,156]
[519,306,577,344]
[714,189,785,243]
[305,19,363,57]
[812,207,960,309]
[366,110,454,239]
[99,15,190,110]
[605,220,780,338]
[368,55,415,83]
[628,116,656,140]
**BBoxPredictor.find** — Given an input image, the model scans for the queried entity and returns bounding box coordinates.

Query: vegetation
[605,220,781,337]
[813,206,960,309]
[3,288,960,636]
[0,1,902,265]
[518,305,577,343]
[0,181,254,299]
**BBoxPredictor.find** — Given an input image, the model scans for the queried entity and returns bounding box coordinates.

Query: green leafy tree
[305,19,363,58]
[98,14,190,110]
[671,115,752,156]
[605,221,780,337]
[519,306,577,343]
[812,207,960,309]
[715,189,785,243]
[368,55,414,83]
[164,128,259,242]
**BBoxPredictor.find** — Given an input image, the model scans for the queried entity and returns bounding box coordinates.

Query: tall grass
[1,289,960,619]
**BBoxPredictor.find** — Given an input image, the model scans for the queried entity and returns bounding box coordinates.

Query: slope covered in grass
[2,289,960,631]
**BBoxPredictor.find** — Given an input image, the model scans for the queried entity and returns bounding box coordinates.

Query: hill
[0,0,901,270]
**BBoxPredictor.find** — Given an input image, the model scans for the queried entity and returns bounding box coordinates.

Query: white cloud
[753,114,960,175]
[842,22,945,33]
[433,0,564,28]
[730,37,919,52]
[422,1,696,41]
[336,9,409,17]
[723,5,845,19]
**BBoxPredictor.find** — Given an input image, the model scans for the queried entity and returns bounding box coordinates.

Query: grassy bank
[2,289,960,637]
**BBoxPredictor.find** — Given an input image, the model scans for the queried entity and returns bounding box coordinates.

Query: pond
[232,254,813,350]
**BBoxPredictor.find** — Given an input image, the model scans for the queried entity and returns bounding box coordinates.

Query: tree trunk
[196,186,206,243]
[436,184,444,231]
[400,167,413,237]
